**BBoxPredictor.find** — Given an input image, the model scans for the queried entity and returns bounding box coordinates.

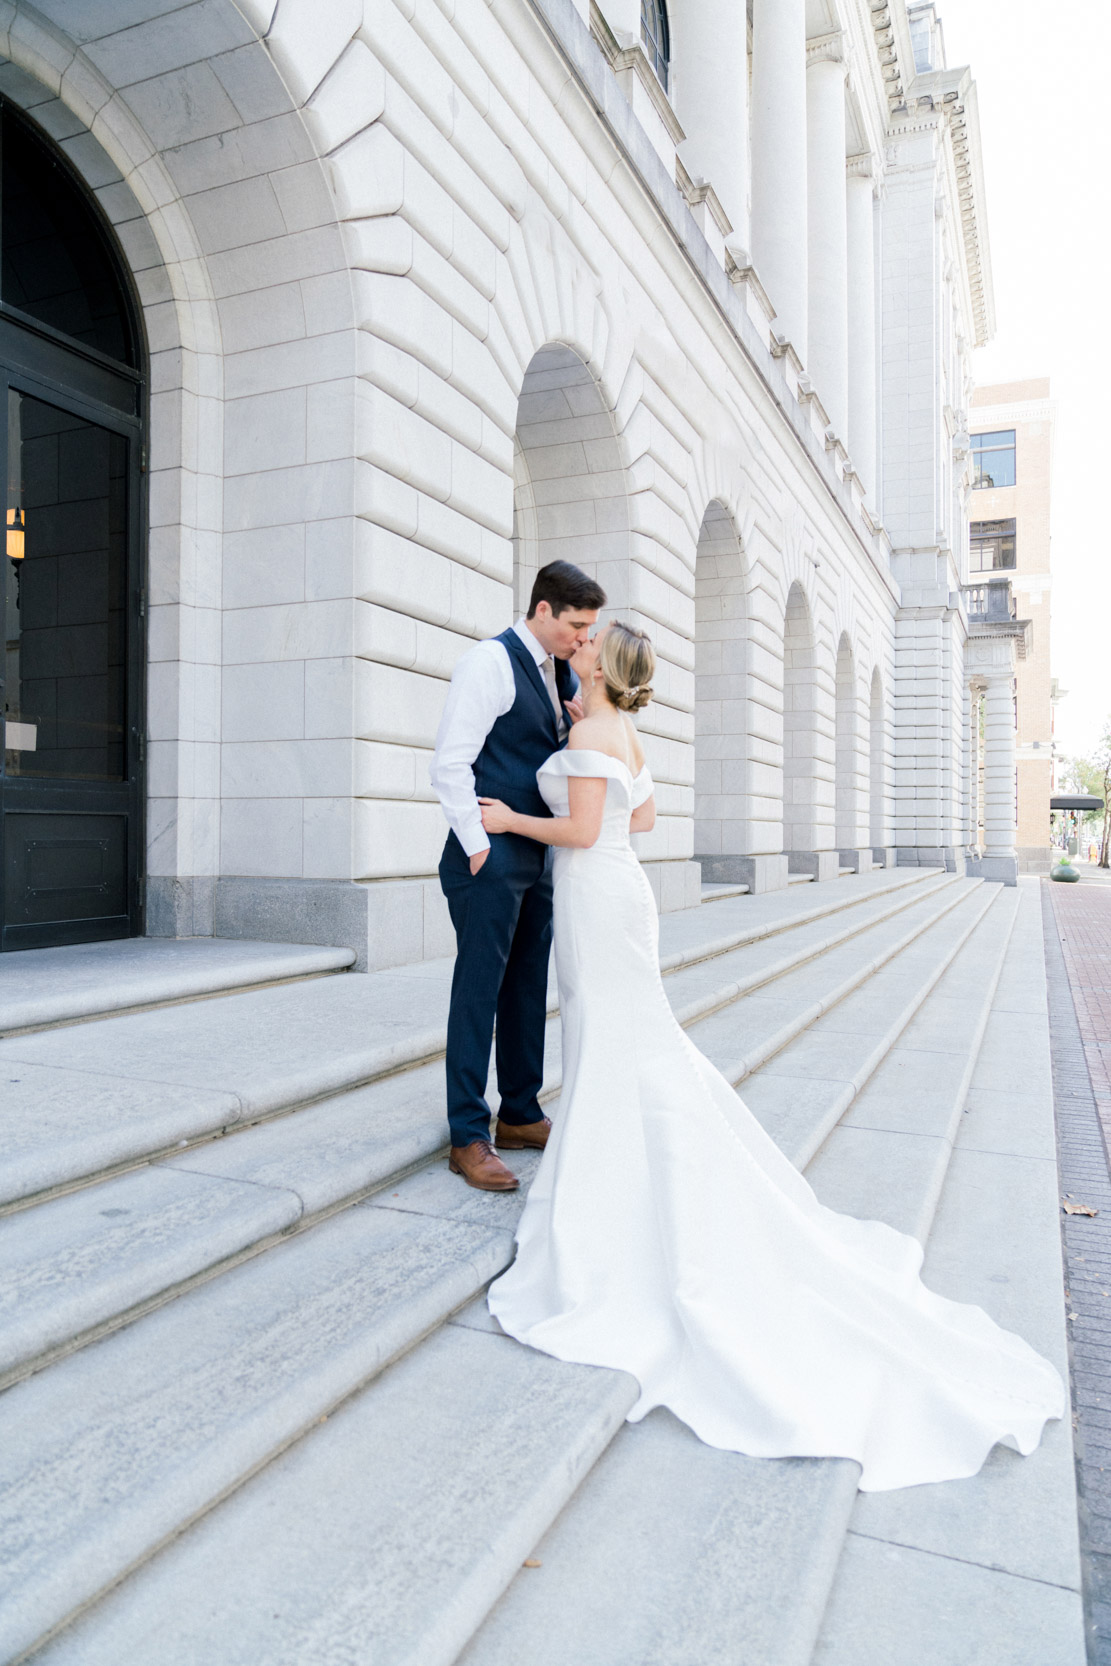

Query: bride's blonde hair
[598,621,655,713]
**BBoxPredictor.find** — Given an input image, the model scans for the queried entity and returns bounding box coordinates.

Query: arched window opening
[641,0,671,90]
[1,104,137,367]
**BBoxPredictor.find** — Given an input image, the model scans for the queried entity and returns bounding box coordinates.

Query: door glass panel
[1,105,136,366]
[3,390,128,781]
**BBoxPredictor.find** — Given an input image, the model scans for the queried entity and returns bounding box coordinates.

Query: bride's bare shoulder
[567,716,609,751]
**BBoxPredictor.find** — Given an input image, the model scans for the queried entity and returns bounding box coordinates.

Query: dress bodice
[537,749,653,851]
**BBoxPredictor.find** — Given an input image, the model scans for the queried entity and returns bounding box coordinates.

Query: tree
[1096,722,1111,868]
[1059,749,1110,861]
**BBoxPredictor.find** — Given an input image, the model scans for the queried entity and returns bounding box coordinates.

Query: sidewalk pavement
[1045,872,1111,1662]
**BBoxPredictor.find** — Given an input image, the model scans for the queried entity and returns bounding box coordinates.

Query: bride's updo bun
[598,621,655,713]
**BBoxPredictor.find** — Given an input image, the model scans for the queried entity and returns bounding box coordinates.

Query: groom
[431,560,606,1190]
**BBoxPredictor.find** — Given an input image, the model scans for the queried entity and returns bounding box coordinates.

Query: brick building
[968,379,1055,873]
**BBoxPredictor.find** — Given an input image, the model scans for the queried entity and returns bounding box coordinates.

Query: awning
[1051,796,1105,811]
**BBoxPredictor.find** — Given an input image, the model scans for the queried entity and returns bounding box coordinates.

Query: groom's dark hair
[527,560,606,618]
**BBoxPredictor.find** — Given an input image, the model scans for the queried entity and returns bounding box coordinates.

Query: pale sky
[940,0,1111,761]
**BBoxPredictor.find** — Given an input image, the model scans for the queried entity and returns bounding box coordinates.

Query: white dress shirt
[431,618,565,857]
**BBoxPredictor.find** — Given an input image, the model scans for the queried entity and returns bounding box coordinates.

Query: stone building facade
[969,379,1054,874]
[0,0,1008,967]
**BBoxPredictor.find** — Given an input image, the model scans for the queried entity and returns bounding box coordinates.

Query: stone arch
[783,581,817,855]
[870,665,886,849]
[512,343,631,616]
[693,500,748,874]
[1,3,360,937]
[835,635,858,850]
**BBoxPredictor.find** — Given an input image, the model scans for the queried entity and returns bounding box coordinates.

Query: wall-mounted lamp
[6,506,24,560]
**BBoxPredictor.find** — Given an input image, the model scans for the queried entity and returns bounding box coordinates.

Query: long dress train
[487,750,1063,1492]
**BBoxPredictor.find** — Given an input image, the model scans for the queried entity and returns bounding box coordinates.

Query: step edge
[2,883,993,1399]
[800,886,1022,1244]
[3,1229,516,1666]
[0,1129,452,1395]
[5,893,1018,1662]
[0,878,973,1215]
[0,953,357,1040]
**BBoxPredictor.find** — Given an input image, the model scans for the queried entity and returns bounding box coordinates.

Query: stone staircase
[0,871,1082,1664]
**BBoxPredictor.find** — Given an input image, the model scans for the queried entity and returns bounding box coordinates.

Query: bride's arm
[479,775,606,848]
[629,794,656,834]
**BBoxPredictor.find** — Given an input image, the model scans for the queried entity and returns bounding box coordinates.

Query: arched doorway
[869,666,886,850]
[0,101,145,951]
[694,501,747,871]
[783,582,816,856]
[512,343,629,616]
[834,633,859,851]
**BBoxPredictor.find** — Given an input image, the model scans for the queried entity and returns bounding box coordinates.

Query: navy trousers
[439,829,552,1149]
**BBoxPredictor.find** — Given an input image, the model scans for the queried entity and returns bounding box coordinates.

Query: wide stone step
[29,1317,639,1666]
[0,879,978,1386]
[18,880,1025,1666]
[0,1160,532,1666]
[0,871,937,1211]
[700,880,749,901]
[813,881,1083,1663]
[455,887,1027,1666]
[804,885,1021,1245]
[0,937,356,1037]
[725,881,1008,1168]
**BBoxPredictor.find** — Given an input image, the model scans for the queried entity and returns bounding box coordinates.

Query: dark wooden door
[0,101,145,951]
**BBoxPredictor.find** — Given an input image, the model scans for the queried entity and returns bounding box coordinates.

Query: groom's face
[530,602,599,660]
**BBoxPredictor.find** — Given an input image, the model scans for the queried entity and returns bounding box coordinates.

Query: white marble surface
[0,936,354,1035]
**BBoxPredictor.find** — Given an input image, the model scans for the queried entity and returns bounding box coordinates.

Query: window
[970,518,1016,573]
[971,429,1015,489]
[640,0,670,90]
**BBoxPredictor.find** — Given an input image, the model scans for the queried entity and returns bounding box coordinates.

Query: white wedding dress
[487,750,1064,1491]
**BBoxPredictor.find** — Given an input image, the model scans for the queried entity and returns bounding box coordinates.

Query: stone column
[846,159,877,493]
[805,37,848,438]
[981,668,1018,882]
[677,0,749,250]
[967,682,983,855]
[751,0,808,353]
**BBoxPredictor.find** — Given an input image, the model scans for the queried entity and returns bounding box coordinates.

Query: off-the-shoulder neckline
[545,747,648,780]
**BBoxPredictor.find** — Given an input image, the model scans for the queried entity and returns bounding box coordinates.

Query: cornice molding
[806,31,845,69]
[675,156,733,237]
[867,2,907,115]
[970,398,1056,428]
[612,40,686,144]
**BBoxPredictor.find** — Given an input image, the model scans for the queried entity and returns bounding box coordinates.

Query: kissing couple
[430,560,1062,1491]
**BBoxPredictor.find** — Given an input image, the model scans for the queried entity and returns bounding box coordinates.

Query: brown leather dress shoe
[495,1116,552,1151]
[448,1138,520,1191]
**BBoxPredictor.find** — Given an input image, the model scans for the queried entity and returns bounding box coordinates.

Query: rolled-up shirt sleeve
[430,642,512,856]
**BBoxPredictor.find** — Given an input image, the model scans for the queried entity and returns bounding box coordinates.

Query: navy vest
[472,628,577,820]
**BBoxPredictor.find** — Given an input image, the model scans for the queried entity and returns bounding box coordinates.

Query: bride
[477,621,1063,1492]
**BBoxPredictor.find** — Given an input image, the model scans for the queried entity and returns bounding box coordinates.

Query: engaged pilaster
[980,668,1018,885]
[676,0,749,251]
[805,35,848,439]
[751,0,808,354]
[846,158,878,496]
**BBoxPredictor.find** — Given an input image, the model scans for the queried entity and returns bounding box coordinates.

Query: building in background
[969,380,1055,872]
[0,0,1004,966]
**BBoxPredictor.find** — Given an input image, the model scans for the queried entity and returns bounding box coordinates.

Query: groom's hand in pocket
[469,848,489,877]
